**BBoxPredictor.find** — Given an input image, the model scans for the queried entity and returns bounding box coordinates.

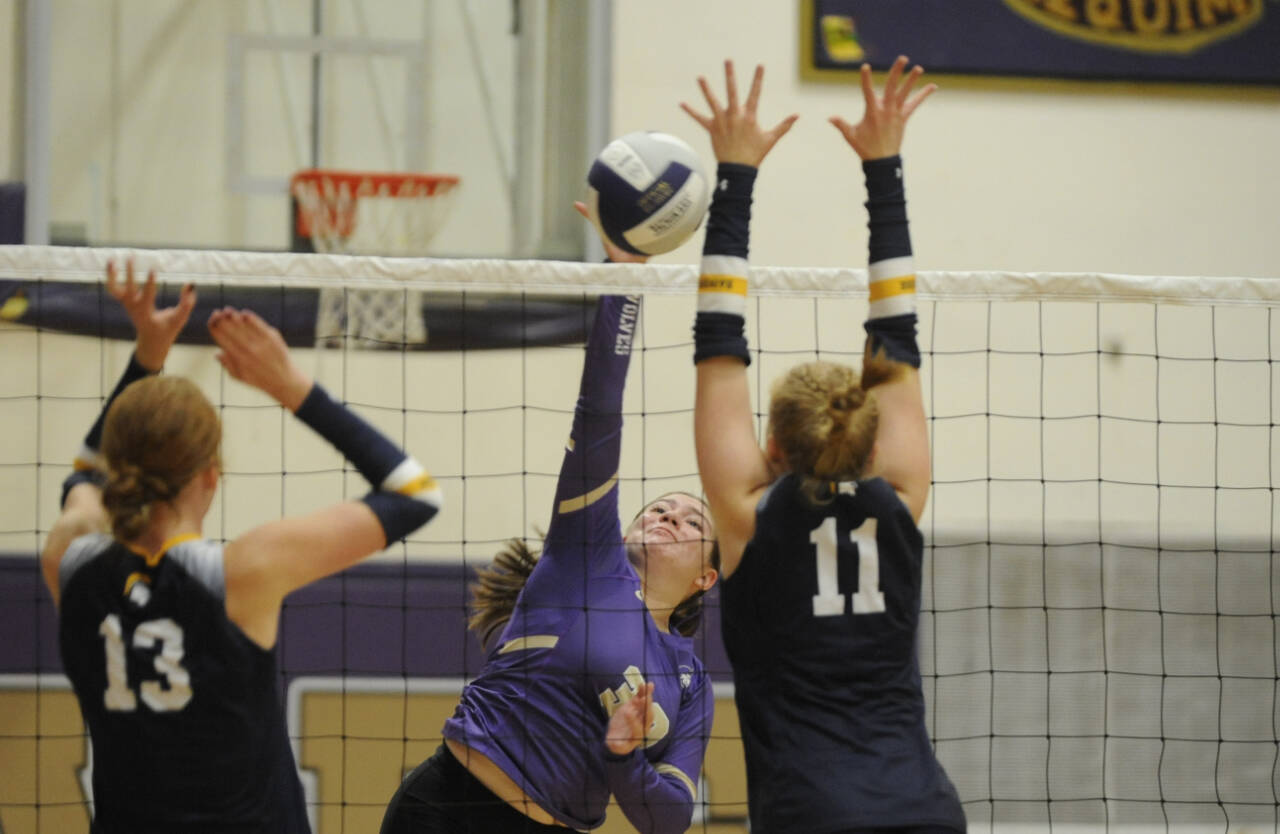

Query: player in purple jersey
[42,261,441,834]
[686,59,966,833]
[380,233,720,834]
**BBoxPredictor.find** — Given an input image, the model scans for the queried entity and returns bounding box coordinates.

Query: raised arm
[830,56,936,522]
[541,293,641,561]
[209,309,441,647]
[602,676,715,834]
[41,261,196,606]
[684,61,797,580]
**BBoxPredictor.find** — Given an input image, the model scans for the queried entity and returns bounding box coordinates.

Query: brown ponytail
[100,376,221,542]
[769,361,878,505]
[469,537,541,650]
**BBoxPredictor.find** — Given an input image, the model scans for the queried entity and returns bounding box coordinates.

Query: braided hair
[768,361,878,505]
[100,376,221,542]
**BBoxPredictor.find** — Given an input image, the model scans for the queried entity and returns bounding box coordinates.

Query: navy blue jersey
[57,533,309,834]
[720,475,964,833]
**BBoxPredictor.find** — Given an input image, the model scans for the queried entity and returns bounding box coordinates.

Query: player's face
[623,493,716,582]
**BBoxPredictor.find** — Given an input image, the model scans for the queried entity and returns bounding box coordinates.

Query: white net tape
[6,246,1276,304]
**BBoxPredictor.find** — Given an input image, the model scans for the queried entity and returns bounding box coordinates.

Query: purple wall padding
[2,556,732,685]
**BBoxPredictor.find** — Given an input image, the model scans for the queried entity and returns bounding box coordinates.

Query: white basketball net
[292,172,459,348]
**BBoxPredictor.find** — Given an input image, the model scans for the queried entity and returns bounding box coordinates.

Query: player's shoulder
[755,475,905,523]
[847,476,910,514]
[59,532,114,592]
[754,474,798,517]
[165,539,228,598]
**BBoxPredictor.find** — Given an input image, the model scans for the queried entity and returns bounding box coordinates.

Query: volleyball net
[1,245,1276,833]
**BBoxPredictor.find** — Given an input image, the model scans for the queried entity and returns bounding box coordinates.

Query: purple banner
[805,0,1280,85]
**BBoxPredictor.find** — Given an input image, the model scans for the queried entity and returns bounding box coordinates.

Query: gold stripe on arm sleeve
[698,255,749,316]
[557,473,618,514]
[654,764,698,800]
[868,275,915,301]
[867,256,917,319]
[497,635,560,654]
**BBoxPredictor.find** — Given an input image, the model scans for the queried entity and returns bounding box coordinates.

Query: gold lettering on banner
[1171,0,1197,31]
[1044,0,1080,20]
[1130,0,1171,33]
[1005,0,1262,54]
[1085,0,1124,29]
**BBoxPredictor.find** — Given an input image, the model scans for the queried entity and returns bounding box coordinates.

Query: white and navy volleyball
[586,131,711,256]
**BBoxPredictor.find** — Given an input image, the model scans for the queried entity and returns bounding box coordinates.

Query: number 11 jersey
[57,533,309,834]
[720,474,965,834]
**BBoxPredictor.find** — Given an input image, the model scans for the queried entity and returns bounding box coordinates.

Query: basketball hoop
[290,169,460,347]
[291,169,460,257]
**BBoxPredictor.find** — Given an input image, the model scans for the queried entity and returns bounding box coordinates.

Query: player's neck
[126,495,205,558]
[641,586,681,633]
[626,544,682,632]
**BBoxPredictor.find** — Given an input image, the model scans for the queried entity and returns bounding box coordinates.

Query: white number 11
[809,516,885,617]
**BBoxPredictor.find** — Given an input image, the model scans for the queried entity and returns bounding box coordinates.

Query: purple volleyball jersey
[444,295,713,833]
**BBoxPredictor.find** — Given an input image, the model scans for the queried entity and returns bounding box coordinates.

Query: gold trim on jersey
[655,763,697,800]
[124,532,202,567]
[497,635,560,655]
[123,572,150,596]
[557,473,618,514]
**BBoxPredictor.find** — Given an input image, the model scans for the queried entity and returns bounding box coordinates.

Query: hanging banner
[803,0,1280,85]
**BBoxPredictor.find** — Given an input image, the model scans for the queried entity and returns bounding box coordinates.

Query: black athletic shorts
[379,744,566,834]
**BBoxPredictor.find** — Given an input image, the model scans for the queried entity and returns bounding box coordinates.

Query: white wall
[10,0,1278,273]
[612,0,1280,278]
[1,0,17,180]
[28,0,514,254]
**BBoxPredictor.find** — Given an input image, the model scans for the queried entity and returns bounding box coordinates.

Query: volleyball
[586,131,711,256]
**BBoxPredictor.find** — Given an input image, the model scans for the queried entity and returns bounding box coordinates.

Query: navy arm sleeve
[693,163,757,366]
[862,155,920,369]
[61,353,153,507]
[293,384,442,543]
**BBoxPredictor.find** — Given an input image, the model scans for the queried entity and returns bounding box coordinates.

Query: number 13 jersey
[57,533,310,834]
[720,474,965,834]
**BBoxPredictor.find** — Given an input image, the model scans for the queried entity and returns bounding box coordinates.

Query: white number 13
[809,516,885,617]
[99,614,193,712]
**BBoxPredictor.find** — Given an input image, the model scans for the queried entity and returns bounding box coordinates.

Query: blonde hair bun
[769,361,878,487]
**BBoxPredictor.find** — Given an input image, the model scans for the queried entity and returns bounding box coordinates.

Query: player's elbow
[638,805,694,834]
[633,780,698,834]
[361,487,442,546]
[42,506,107,593]
[51,503,108,546]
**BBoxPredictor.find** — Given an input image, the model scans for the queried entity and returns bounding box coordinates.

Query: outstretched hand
[681,61,798,168]
[605,682,656,756]
[574,201,649,264]
[207,308,313,412]
[830,55,936,161]
[106,260,197,372]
